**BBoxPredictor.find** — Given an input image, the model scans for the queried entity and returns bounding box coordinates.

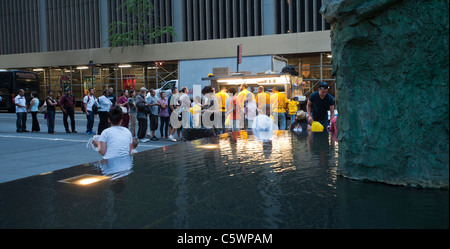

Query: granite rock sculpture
[321,0,449,188]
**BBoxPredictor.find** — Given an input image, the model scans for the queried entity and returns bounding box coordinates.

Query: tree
[108,0,176,53]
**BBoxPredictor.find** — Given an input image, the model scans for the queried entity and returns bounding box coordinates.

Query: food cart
[202,72,303,100]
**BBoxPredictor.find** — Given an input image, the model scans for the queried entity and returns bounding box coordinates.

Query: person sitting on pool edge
[93,106,139,159]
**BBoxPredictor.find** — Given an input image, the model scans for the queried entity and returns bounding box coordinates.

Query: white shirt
[252,114,279,141]
[15,95,27,113]
[83,94,96,111]
[97,95,113,112]
[245,101,257,120]
[99,126,133,159]
[252,114,275,131]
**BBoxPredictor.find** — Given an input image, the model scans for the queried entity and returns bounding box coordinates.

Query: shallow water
[0,131,448,228]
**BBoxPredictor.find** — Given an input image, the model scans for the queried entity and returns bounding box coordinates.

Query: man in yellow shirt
[215,86,229,131]
[270,87,289,130]
[237,83,254,111]
[256,86,270,114]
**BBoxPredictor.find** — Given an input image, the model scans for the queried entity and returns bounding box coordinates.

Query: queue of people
[12,81,336,140]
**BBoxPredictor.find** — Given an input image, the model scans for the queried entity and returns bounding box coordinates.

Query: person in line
[191,96,202,128]
[244,92,257,130]
[215,86,229,132]
[270,86,289,130]
[168,87,178,137]
[169,87,188,141]
[135,87,149,143]
[15,89,28,133]
[128,90,137,138]
[237,83,253,112]
[147,89,160,141]
[226,87,241,132]
[29,92,40,132]
[307,81,335,129]
[93,106,138,159]
[256,86,270,114]
[108,87,117,106]
[117,89,130,128]
[46,90,58,134]
[83,88,97,135]
[201,86,219,132]
[59,89,77,133]
[96,90,113,135]
[158,91,170,140]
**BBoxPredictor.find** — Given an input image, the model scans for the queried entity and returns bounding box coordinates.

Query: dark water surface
[0,131,448,228]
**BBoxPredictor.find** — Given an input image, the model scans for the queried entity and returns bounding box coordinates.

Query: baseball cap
[319,82,329,89]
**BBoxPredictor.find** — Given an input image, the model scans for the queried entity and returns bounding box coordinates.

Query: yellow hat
[311,121,324,132]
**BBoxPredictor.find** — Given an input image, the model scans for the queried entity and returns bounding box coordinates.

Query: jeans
[86,111,95,133]
[277,112,286,130]
[47,110,55,133]
[63,107,76,132]
[16,112,27,132]
[160,116,169,137]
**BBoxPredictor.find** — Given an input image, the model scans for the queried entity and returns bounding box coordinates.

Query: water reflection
[95,155,134,181]
[0,131,447,229]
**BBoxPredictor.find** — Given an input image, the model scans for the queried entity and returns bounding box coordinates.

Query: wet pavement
[0,112,181,183]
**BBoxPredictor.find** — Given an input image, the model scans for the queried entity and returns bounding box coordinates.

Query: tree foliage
[108,0,176,53]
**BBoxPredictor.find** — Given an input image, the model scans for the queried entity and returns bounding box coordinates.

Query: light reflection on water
[0,131,448,229]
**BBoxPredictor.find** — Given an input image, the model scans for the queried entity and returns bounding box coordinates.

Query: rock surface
[321,0,449,188]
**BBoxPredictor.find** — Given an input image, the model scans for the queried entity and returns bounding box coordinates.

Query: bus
[0,70,40,113]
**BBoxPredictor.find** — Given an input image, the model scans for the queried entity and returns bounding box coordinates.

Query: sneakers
[150,136,159,141]
[140,138,150,143]
[168,135,177,142]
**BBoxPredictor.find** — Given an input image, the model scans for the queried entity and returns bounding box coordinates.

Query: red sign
[238,44,242,64]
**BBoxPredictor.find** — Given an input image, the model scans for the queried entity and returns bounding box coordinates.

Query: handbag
[121,106,128,114]
[38,102,47,114]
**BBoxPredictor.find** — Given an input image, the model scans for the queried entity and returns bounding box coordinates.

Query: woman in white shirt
[29,92,40,132]
[96,90,113,135]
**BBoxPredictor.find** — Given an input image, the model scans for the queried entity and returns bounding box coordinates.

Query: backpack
[82,95,98,114]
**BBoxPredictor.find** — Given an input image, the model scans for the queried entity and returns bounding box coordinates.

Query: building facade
[0,0,333,100]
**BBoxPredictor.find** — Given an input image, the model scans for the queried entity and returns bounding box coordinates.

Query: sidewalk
[0,112,181,183]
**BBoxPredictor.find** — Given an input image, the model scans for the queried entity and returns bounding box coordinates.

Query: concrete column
[99,0,109,47]
[38,0,48,52]
[172,0,184,42]
[262,0,275,35]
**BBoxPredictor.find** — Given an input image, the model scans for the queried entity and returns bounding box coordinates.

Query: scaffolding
[27,61,179,105]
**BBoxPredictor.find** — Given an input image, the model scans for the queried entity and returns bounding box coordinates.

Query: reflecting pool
[0,131,448,228]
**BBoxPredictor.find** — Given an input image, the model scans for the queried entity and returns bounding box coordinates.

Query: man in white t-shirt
[93,106,138,159]
[15,89,28,133]
[83,88,97,135]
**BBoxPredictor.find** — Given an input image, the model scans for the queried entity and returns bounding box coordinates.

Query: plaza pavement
[0,111,180,183]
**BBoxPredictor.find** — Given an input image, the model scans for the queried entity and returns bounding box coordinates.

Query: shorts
[150,114,159,131]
